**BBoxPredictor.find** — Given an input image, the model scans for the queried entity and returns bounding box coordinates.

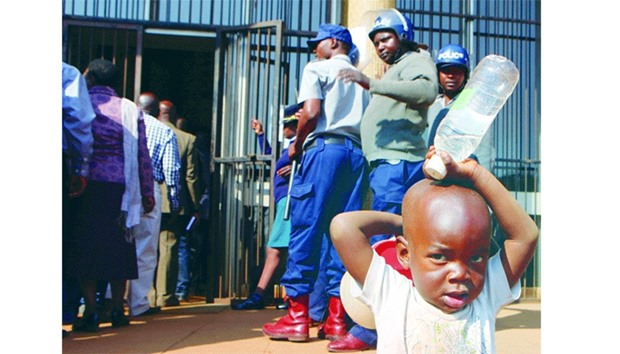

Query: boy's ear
[395,235,410,270]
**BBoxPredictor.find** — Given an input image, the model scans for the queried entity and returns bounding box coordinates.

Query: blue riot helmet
[435,44,470,76]
[368,9,414,43]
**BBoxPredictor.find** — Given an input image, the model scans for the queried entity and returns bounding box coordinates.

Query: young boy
[330,147,539,353]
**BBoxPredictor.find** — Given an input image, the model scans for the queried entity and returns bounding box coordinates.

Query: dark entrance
[63,23,217,299]
[141,33,215,136]
[140,32,215,298]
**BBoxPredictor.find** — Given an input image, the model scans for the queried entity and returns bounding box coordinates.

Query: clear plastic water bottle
[425,54,519,179]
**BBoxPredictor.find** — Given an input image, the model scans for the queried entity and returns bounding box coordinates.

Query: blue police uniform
[281,48,370,300]
[263,24,370,343]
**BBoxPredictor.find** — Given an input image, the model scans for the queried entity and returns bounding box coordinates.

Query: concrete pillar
[342,0,395,79]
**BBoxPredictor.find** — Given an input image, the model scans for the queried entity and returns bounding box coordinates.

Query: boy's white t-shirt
[349,251,520,353]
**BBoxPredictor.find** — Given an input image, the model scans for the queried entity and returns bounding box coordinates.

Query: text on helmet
[373,15,408,32]
[438,49,466,61]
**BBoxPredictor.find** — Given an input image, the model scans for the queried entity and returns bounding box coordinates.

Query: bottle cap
[425,154,447,180]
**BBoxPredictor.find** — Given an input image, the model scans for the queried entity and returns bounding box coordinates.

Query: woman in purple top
[69,59,154,332]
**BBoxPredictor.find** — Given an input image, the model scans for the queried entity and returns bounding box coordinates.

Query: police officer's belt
[305,135,361,150]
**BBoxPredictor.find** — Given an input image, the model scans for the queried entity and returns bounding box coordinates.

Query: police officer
[426,44,496,171]
[262,23,370,343]
[334,9,438,352]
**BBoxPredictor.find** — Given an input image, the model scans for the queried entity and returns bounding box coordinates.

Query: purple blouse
[87,86,154,198]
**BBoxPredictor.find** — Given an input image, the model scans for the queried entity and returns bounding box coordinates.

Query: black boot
[111,308,130,328]
[231,293,265,310]
[72,312,99,332]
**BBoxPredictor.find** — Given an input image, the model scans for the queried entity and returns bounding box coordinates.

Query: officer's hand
[337,69,370,90]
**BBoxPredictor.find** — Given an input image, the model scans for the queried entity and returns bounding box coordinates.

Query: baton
[185,215,197,232]
[283,159,297,220]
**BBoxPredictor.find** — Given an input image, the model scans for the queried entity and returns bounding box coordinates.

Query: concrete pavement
[62,297,540,353]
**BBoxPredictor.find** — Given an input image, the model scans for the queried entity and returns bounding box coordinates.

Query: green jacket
[361,50,438,163]
[160,121,201,215]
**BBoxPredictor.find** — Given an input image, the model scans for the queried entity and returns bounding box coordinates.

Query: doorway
[141,33,215,136]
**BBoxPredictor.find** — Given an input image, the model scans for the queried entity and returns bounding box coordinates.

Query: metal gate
[62,20,143,101]
[209,21,285,299]
[62,17,291,302]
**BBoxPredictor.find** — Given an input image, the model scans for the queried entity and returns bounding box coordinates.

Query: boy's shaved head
[401,179,492,313]
[402,180,491,245]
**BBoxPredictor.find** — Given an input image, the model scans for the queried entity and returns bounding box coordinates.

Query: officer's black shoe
[231,293,265,310]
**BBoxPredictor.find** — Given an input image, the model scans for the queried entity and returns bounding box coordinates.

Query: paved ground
[61,297,540,353]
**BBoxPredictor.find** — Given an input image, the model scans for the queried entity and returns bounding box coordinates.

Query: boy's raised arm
[472,165,539,288]
[425,148,539,288]
[331,211,403,286]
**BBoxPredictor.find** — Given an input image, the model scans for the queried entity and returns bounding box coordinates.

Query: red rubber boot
[262,294,310,342]
[322,296,348,341]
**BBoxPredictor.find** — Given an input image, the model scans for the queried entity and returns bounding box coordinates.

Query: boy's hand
[424,146,481,185]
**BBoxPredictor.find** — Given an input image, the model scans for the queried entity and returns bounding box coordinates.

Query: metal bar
[283,159,296,220]
[134,26,143,102]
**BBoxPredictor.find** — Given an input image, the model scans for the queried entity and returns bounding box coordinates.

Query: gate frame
[62,19,144,101]
[209,20,285,301]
